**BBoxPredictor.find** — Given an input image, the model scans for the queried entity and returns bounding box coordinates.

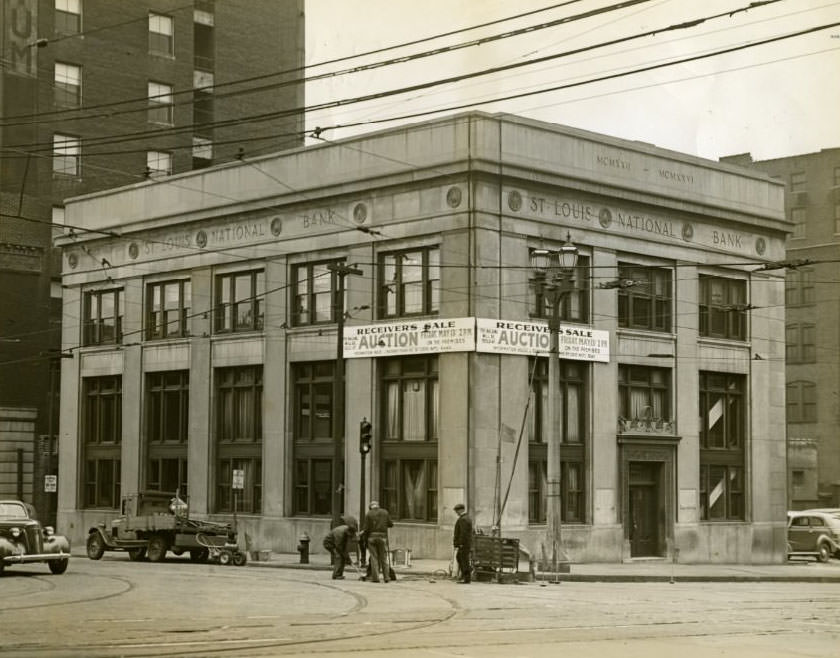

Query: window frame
[53,133,80,176]
[698,275,747,341]
[377,247,440,319]
[83,288,123,346]
[54,61,81,108]
[699,372,745,521]
[291,259,343,327]
[786,380,817,423]
[214,366,263,513]
[82,375,122,509]
[146,279,190,340]
[379,356,438,522]
[148,12,174,57]
[618,365,672,427]
[214,269,265,334]
[148,80,174,125]
[55,0,81,35]
[146,150,173,177]
[617,263,672,332]
[145,370,189,495]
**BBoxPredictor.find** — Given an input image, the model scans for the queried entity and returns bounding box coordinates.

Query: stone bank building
[57,113,789,563]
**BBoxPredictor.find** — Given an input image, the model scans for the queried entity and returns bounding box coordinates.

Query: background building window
[55,0,81,34]
[149,13,174,56]
[380,356,438,521]
[699,275,747,340]
[530,252,590,323]
[791,208,806,239]
[214,269,264,333]
[292,362,337,515]
[785,267,814,306]
[618,365,671,428]
[146,371,189,494]
[617,263,671,332]
[146,279,190,339]
[146,151,172,176]
[292,260,342,326]
[54,62,81,107]
[699,372,745,521]
[192,136,213,168]
[528,358,586,523]
[215,366,262,513]
[83,376,122,508]
[378,247,439,318]
[787,381,817,423]
[148,81,174,124]
[786,323,816,364]
[83,288,123,345]
[53,134,80,176]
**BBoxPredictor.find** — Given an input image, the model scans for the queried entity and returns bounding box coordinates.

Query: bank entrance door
[629,461,660,557]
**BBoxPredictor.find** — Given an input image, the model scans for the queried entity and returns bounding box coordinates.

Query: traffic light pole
[328,263,363,528]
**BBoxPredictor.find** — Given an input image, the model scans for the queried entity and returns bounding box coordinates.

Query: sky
[304,0,840,162]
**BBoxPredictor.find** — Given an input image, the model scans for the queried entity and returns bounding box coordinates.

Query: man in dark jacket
[323,517,357,580]
[362,501,393,583]
[453,503,474,584]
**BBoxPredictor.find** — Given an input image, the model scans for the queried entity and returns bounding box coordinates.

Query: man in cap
[322,515,357,580]
[363,501,393,583]
[453,503,474,584]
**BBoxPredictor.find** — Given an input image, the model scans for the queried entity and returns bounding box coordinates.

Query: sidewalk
[248,551,840,583]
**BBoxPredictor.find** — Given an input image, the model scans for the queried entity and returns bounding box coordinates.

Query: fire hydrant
[297,532,310,564]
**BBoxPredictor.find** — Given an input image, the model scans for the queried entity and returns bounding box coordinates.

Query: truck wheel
[147,535,168,562]
[49,559,69,575]
[128,547,146,561]
[817,542,831,563]
[219,550,232,565]
[190,549,209,563]
[232,551,247,566]
[86,533,106,560]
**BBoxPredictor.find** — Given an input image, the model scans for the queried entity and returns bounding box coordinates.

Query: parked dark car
[0,500,71,575]
[787,510,840,562]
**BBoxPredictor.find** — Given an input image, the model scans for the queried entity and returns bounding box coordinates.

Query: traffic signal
[359,418,372,455]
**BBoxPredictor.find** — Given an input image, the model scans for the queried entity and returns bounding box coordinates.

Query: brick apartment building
[0,0,304,522]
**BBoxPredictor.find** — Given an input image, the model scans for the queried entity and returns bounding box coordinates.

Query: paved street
[3,554,839,657]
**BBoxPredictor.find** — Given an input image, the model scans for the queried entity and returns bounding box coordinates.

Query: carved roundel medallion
[446,186,462,208]
[195,230,208,248]
[352,202,368,225]
[598,207,612,228]
[508,190,522,212]
[270,217,283,236]
[128,243,139,259]
[755,237,766,255]
[68,252,78,269]
[681,223,694,241]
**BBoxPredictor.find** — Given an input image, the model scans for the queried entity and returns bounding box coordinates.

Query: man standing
[363,501,393,583]
[453,503,474,584]
[322,517,357,580]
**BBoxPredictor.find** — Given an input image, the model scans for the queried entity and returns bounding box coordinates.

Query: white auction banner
[476,318,610,362]
[344,317,475,358]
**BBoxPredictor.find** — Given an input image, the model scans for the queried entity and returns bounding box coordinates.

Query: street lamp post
[530,232,579,573]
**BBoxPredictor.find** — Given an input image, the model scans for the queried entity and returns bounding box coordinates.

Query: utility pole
[328,262,363,527]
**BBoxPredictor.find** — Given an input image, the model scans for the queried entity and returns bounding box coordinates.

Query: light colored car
[0,500,71,575]
[787,510,840,562]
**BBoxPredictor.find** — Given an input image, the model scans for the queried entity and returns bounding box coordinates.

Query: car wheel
[817,542,831,563]
[147,535,168,563]
[128,547,146,561]
[49,559,69,575]
[232,551,247,566]
[86,532,106,560]
[219,550,232,565]
[190,549,209,563]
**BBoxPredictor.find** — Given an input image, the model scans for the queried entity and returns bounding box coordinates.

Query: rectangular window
[380,356,438,521]
[214,269,264,334]
[83,288,123,346]
[786,323,816,364]
[53,133,80,176]
[54,62,81,108]
[148,81,174,124]
[55,0,81,34]
[215,366,262,513]
[785,268,814,306]
[292,362,337,515]
[146,151,172,176]
[790,171,806,191]
[527,358,586,524]
[292,260,343,326]
[146,371,189,495]
[192,136,213,168]
[378,247,440,318]
[698,275,747,340]
[530,252,590,323]
[787,381,817,423]
[699,372,745,521]
[146,279,190,339]
[618,365,671,429]
[791,208,806,239]
[617,263,671,332]
[83,375,122,509]
[149,13,174,56]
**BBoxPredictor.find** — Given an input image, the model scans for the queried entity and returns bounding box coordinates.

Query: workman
[362,501,393,583]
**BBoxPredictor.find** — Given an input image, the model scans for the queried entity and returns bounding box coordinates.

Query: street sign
[232,469,245,490]
[44,475,57,492]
